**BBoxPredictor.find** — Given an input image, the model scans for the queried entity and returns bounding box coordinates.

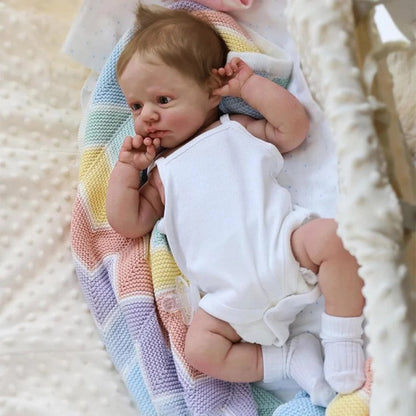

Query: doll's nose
[140,103,159,123]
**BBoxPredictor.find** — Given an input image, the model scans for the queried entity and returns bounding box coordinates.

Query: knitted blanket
[70,1,371,414]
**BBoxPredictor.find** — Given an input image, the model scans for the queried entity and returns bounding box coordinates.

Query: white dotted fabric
[62,0,165,73]
[0,1,137,415]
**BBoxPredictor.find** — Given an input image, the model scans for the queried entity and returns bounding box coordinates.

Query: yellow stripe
[150,248,182,292]
[326,392,369,416]
[79,148,111,226]
[216,27,260,52]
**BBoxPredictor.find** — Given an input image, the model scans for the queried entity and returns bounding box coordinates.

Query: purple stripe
[170,0,209,12]
[123,299,181,395]
[76,259,118,325]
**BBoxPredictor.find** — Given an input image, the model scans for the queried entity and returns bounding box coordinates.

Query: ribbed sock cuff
[320,313,364,341]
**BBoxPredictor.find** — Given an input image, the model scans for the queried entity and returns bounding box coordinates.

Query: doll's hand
[212,57,254,98]
[118,134,160,171]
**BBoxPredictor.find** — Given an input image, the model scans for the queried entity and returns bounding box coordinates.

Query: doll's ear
[206,72,223,96]
[206,73,224,109]
[208,93,221,109]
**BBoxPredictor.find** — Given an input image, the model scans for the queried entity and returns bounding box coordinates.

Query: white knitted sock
[262,333,335,407]
[286,333,336,407]
[320,313,366,394]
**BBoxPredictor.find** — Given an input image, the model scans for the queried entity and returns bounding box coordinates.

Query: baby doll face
[119,53,220,149]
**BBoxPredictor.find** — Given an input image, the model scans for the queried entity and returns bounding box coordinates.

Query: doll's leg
[184,308,263,382]
[291,218,365,393]
[184,308,334,406]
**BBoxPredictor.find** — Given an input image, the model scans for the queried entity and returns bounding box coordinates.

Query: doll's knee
[314,218,350,257]
[184,330,199,367]
[184,328,216,374]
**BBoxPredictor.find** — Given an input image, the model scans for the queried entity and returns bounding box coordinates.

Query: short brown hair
[116,4,229,87]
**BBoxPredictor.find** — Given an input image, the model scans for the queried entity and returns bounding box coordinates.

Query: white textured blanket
[0,1,137,415]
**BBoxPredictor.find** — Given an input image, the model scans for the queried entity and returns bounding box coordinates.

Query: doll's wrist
[240,73,259,102]
[116,160,144,174]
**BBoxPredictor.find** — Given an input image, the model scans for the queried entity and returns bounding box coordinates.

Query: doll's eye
[158,96,171,105]
[130,103,142,111]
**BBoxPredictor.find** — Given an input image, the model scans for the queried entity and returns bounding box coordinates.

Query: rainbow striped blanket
[70,1,371,414]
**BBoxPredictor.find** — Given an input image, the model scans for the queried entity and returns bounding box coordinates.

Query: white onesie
[153,115,321,346]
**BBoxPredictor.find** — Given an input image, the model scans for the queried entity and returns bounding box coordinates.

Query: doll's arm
[213,58,309,153]
[106,135,164,238]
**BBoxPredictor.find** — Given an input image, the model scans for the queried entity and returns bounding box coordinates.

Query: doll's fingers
[132,134,145,148]
[152,138,161,149]
[121,135,134,150]
[145,147,155,160]
[142,138,160,158]
[143,136,161,148]
[214,67,226,77]
[231,57,243,68]
[224,59,236,74]
[229,58,238,70]
[222,63,234,77]
[143,136,153,146]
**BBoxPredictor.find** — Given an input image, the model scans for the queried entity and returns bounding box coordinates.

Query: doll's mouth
[147,130,167,139]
